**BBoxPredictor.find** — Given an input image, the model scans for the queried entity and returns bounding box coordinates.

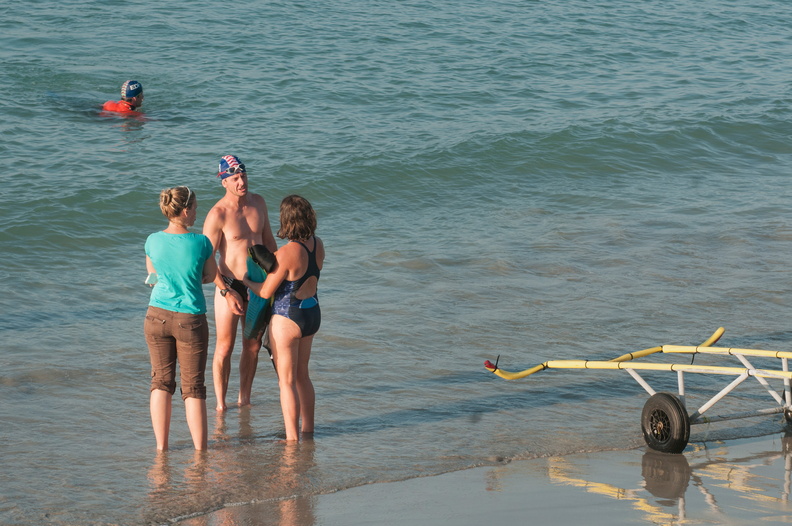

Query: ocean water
[2,0,792,524]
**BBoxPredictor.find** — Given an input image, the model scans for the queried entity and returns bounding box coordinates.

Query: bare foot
[216,403,227,412]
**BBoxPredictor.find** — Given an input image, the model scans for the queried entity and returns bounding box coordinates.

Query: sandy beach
[178,432,792,525]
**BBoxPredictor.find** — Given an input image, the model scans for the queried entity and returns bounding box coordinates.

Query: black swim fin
[248,244,276,273]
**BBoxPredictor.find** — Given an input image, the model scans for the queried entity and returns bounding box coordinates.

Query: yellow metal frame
[484,327,792,428]
[485,327,792,381]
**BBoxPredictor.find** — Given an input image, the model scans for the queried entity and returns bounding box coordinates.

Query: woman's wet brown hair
[277,194,316,241]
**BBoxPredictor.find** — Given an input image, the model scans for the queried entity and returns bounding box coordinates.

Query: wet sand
[179,432,792,525]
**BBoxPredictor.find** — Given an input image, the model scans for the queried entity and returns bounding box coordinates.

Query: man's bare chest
[223,209,264,241]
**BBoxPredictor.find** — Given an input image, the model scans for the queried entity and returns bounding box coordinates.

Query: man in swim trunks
[203,155,277,412]
[102,80,144,114]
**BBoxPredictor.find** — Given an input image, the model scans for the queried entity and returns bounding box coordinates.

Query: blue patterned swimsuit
[272,238,321,336]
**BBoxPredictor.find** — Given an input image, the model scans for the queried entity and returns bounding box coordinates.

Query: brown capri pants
[144,306,208,400]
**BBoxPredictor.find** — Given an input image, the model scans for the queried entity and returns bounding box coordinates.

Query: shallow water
[3,0,792,524]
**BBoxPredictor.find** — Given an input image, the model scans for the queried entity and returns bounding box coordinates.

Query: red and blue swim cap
[218,155,246,180]
[121,80,143,99]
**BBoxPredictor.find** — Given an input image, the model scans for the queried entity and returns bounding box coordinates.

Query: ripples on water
[2,0,792,523]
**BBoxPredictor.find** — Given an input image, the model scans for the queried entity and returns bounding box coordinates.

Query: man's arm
[203,206,244,315]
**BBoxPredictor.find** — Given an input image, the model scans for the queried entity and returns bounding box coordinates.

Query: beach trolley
[484,328,792,454]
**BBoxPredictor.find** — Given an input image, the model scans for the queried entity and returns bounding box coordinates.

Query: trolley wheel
[641,393,690,454]
[783,384,792,425]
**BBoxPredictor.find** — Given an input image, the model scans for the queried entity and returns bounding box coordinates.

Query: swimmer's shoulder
[203,199,229,228]
[247,192,270,211]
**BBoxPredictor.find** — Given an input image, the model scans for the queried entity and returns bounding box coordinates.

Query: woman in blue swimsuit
[244,195,324,441]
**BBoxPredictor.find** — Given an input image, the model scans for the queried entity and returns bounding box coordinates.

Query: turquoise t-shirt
[145,231,214,314]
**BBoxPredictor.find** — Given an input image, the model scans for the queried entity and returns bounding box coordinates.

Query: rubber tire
[783,384,792,425]
[641,393,690,454]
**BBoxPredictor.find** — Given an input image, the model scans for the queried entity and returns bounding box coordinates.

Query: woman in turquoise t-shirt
[144,186,216,451]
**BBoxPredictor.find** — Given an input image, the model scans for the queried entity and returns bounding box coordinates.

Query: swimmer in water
[102,80,144,114]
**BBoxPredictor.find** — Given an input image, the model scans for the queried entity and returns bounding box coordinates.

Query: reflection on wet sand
[143,410,792,526]
[144,409,318,525]
[179,440,317,526]
[540,432,792,523]
[145,450,221,525]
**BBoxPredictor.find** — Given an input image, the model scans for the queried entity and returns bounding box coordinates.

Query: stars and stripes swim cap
[121,80,143,99]
[218,155,246,180]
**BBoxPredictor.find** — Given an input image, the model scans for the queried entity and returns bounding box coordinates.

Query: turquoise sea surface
[2,0,792,524]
